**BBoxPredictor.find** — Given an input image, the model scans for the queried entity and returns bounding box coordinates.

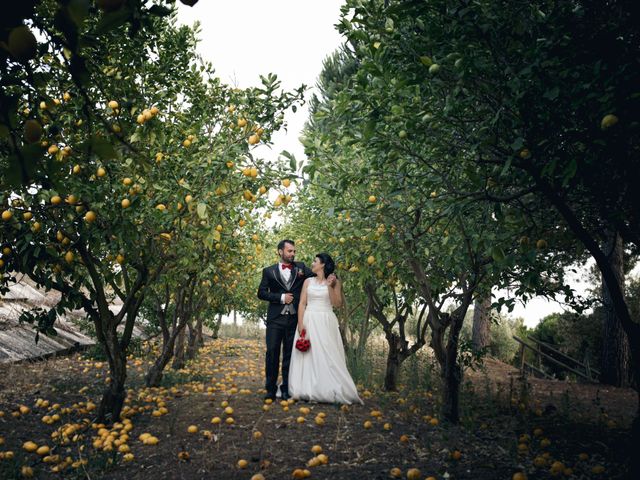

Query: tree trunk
[384,332,402,391]
[146,347,173,387]
[357,310,372,356]
[212,313,222,339]
[72,245,142,425]
[441,314,465,423]
[471,294,492,353]
[233,310,237,326]
[601,229,632,387]
[186,320,198,360]
[337,319,349,351]
[196,316,204,347]
[96,326,127,423]
[430,322,446,368]
[145,322,187,387]
[172,326,186,370]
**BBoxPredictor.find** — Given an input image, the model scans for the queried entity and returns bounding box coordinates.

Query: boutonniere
[297,270,305,278]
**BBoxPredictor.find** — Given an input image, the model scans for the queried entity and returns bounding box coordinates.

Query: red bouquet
[295,329,310,352]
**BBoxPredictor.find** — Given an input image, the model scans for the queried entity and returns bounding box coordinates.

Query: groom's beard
[281,255,295,264]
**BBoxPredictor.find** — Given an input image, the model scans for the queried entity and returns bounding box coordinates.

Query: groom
[257,239,314,400]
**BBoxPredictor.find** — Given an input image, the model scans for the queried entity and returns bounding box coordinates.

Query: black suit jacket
[257,262,314,326]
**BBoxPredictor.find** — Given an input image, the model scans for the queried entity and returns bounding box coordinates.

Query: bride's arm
[328,278,343,308]
[297,279,309,333]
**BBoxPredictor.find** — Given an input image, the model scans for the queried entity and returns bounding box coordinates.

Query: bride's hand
[297,324,304,335]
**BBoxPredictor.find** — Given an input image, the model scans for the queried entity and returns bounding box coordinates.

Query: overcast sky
[177,0,345,166]
[175,1,594,327]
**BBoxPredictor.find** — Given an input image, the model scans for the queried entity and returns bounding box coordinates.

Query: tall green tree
[328,0,639,470]
[298,45,576,422]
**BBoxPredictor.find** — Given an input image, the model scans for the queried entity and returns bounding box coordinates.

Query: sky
[176,0,346,166]
[175,1,593,328]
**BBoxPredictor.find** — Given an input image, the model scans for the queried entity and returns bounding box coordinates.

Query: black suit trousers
[265,314,297,396]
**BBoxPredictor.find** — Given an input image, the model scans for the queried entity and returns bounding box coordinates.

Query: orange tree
[296,47,576,422]
[141,231,256,387]
[330,0,640,451]
[291,167,573,412]
[0,2,303,421]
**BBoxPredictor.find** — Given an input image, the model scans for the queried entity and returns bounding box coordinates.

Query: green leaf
[510,137,524,151]
[196,202,208,219]
[385,18,394,32]
[491,246,505,262]
[362,119,376,141]
[204,233,214,250]
[281,150,297,171]
[543,86,559,100]
[130,130,141,143]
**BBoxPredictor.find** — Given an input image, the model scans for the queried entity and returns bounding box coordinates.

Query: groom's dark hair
[277,239,295,251]
[315,253,335,277]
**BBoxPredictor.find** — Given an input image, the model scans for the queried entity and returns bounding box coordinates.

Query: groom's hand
[327,274,337,287]
[284,293,294,304]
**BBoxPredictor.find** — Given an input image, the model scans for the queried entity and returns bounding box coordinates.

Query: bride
[288,253,363,405]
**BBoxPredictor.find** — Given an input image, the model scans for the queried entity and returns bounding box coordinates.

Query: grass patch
[159,369,210,387]
[217,322,265,340]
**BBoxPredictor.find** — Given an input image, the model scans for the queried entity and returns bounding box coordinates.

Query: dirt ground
[0,338,634,479]
[466,357,638,427]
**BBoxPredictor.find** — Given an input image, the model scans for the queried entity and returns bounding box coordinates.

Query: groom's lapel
[271,264,288,290]
[290,263,302,288]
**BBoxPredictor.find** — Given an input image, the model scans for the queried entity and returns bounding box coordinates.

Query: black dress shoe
[264,393,276,401]
[281,392,290,400]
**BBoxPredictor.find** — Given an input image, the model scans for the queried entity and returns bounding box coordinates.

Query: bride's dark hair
[315,253,335,277]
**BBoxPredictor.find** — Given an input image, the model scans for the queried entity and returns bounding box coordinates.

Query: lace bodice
[306,278,333,312]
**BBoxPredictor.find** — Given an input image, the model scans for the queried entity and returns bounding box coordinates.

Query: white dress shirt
[280,262,292,304]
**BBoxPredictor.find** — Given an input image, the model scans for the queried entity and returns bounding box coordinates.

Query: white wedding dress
[288,278,363,405]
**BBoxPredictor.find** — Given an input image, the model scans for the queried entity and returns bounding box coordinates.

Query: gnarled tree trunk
[146,340,178,387]
[97,325,128,423]
[186,319,198,360]
[74,242,150,424]
[384,332,404,391]
[441,313,465,423]
[196,316,204,347]
[601,229,631,387]
[471,294,492,353]
[366,283,428,392]
[145,284,189,387]
[408,251,480,424]
[172,324,186,370]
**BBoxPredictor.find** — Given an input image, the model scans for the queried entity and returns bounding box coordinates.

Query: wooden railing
[513,335,599,383]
